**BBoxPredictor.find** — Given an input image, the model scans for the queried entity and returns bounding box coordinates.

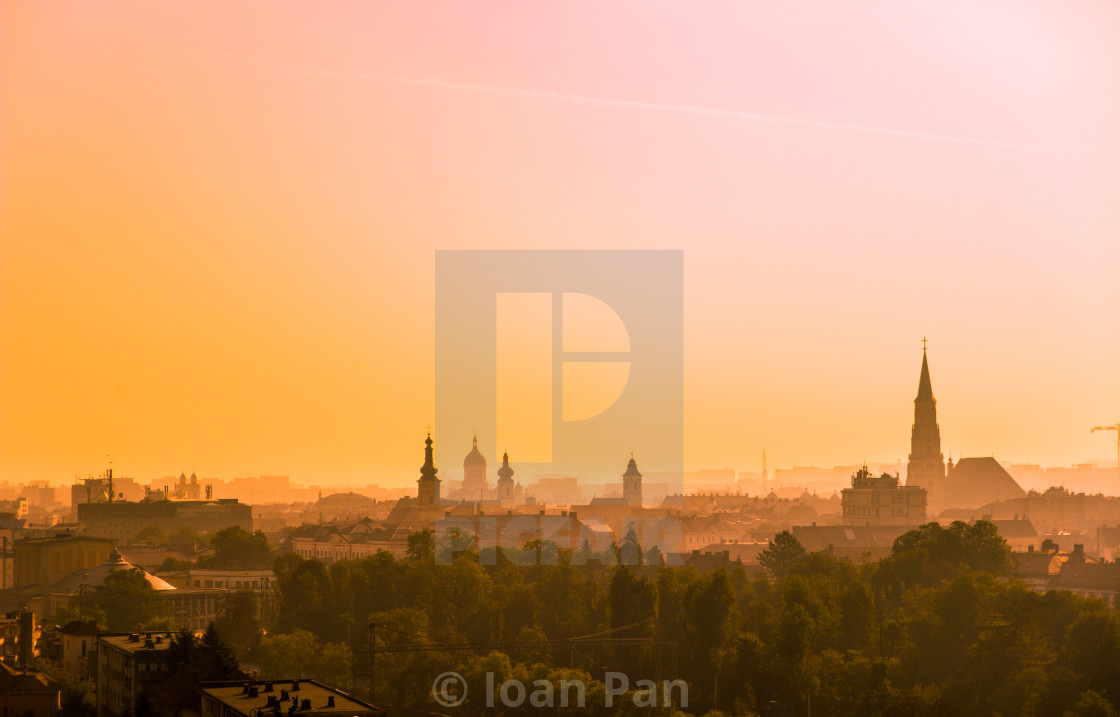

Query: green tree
[90,567,169,632]
[155,557,192,572]
[407,528,435,562]
[277,559,331,632]
[259,629,320,679]
[215,588,261,655]
[200,526,271,568]
[1065,691,1120,717]
[759,531,806,579]
[131,525,169,545]
[316,642,354,689]
[32,658,95,717]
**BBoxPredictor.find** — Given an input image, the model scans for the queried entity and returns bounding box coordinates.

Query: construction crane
[1091,424,1120,489]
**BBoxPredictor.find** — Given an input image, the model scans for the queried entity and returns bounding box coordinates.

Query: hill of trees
[265,521,1120,716]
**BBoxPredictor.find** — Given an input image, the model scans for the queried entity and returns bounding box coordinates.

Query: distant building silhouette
[623,455,643,507]
[496,451,515,504]
[842,465,926,526]
[462,434,489,496]
[906,342,947,508]
[417,433,440,506]
[903,341,1027,514]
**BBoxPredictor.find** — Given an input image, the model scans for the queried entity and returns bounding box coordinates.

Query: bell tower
[496,451,515,503]
[906,339,946,510]
[418,432,441,506]
[623,454,643,507]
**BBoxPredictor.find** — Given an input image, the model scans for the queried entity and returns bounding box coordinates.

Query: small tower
[418,432,441,506]
[496,451,515,504]
[462,433,489,495]
[623,454,643,507]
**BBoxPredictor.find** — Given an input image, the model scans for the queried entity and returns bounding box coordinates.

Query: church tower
[906,341,946,509]
[623,455,643,507]
[418,432,441,506]
[462,433,488,496]
[496,451,515,504]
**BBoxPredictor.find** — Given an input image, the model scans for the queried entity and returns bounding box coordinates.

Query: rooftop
[99,631,175,653]
[200,679,383,716]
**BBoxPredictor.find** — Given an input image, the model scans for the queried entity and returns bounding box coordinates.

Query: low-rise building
[0,661,59,717]
[199,679,383,717]
[77,499,252,544]
[58,620,99,680]
[841,467,927,527]
[96,632,176,717]
[13,534,115,589]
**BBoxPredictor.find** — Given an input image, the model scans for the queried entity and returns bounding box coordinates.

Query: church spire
[906,341,946,508]
[916,339,934,402]
[418,432,440,506]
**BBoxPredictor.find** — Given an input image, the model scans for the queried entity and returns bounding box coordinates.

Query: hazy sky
[3,0,1119,487]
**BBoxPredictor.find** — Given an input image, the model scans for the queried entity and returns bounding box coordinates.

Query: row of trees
[130,524,273,570]
[264,521,1120,716]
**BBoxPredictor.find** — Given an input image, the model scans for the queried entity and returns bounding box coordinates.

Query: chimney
[300,699,311,710]
[263,682,274,692]
[18,612,34,666]
[326,696,336,708]
[248,686,260,698]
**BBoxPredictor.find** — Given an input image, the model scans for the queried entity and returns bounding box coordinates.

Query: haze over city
[3,1,1119,488]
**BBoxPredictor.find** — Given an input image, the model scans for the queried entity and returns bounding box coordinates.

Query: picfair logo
[435,251,682,483]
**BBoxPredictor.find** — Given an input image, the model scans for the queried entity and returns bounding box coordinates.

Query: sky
[2,0,1119,488]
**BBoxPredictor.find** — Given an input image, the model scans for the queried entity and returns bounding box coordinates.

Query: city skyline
[3,1,1119,486]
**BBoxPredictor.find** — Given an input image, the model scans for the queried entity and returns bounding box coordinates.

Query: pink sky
[3,0,1119,486]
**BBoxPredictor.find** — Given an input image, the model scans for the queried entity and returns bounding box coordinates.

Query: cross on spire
[922,336,928,351]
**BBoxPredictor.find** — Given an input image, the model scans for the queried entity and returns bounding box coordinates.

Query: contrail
[184,47,1084,154]
[302,69,1083,154]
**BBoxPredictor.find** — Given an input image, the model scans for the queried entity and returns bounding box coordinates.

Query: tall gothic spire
[916,342,934,402]
[906,341,946,503]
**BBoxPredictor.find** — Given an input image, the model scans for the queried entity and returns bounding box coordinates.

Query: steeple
[916,342,934,402]
[418,432,441,506]
[496,451,515,503]
[906,340,946,508]
[623,454,643,507]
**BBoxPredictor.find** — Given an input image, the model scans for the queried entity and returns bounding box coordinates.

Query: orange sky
[3,0,1119,488]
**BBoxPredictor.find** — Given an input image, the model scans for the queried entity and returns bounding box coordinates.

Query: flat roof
[98,632,175,653]
[14,534,115,545]
[200,680,382,716]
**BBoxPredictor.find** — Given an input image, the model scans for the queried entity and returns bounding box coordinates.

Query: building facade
[77,499,251,544]
[96,632,175,717]
[842,466,927,527]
